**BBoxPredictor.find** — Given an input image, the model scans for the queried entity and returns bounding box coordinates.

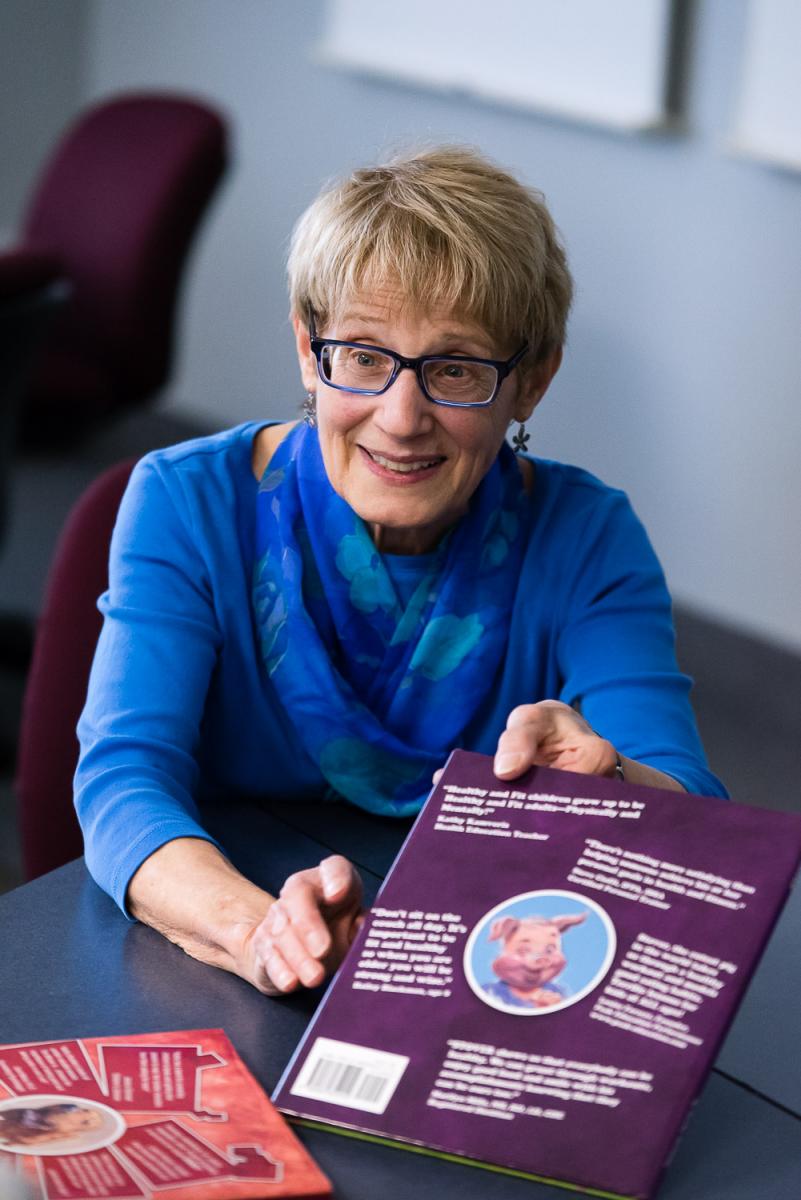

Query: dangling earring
[302,390,317,428]
[512,422,530,455]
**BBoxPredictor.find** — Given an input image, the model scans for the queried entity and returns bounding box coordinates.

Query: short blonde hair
[287,146,572,363]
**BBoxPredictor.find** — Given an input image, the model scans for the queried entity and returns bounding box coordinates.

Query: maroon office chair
[15,459,135,880]
[11,92,227,444]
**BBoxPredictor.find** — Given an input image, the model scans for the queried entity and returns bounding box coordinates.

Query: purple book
[273,750,801,1199]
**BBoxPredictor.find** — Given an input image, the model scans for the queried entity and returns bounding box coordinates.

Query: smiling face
[294,287,560,555]
[50,1108,104,1137]
[493,921,566,990]
[0,1105,105,1147]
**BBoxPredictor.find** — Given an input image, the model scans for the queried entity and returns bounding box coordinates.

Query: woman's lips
[359,445,445,482]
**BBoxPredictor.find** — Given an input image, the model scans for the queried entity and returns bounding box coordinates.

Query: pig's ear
[552,912,588,933]
[489,917,518,942]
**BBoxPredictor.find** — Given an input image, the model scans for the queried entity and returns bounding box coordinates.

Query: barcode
[290,1036,410,1114]
[306,1056,390,1105]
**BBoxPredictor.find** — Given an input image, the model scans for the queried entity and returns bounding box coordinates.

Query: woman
[76,147,725,998]
[0,1103,103,1148]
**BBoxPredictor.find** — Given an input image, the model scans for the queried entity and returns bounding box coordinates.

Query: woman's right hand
[246,854,364,995]
[128,839,364,997]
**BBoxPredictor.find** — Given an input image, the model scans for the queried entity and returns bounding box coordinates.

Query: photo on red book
[0,1028,331,1199]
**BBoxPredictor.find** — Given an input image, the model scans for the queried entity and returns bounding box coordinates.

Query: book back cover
[274,750,801,1199]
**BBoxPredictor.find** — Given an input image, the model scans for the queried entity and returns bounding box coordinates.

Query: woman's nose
[375,367,433,437]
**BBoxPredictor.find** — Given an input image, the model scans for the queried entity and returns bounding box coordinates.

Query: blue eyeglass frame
[308,313,528,408]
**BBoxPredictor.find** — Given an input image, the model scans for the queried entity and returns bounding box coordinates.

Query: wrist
[602,745,625,781]
[128,839,274,979]
[210,883,276,968]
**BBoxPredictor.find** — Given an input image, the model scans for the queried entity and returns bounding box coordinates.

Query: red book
[0,1028,331,1199]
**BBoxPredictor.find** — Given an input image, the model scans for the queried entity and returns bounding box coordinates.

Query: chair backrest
[21,92,227,425]
[15,459,135,880]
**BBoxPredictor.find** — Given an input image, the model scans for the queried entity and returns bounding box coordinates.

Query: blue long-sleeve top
[75,421,726,914]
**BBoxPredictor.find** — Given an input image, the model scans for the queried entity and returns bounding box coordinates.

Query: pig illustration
[484,911,587,1009]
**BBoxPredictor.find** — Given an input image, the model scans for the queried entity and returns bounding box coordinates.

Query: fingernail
[272,964,295,990]
[494,752,522,775]
[300,960,322,986]
[308,930,328,957]
[269,903,287,933]
[321,870,341,900]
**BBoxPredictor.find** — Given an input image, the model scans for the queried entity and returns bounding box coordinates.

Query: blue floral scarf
[253,423,527,815]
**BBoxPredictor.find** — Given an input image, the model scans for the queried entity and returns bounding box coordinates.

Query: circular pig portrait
[0,1094,125,1157]
[464,890,616,1015]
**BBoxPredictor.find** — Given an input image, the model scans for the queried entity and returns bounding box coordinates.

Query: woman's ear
[293,313,319,392]
[513,345,563,423]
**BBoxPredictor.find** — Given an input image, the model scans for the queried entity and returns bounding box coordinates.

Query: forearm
[617,755,685,793]
[127,837,275,988]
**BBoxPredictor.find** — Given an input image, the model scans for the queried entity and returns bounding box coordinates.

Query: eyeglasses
[309,314,528,408]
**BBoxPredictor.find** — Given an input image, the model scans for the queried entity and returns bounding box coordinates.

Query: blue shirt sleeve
[552,483,727,798]
[75,455,224,916]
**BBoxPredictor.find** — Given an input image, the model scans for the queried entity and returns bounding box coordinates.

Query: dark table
[1,799,799,1199]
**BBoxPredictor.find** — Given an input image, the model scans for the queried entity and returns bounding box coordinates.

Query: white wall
[0,0,88,226]
[11,0,801,652]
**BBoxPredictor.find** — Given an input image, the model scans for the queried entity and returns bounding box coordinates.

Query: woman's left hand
[493,700,617,780]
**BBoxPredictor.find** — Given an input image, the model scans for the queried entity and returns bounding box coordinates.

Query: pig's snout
[492,949,566,991]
